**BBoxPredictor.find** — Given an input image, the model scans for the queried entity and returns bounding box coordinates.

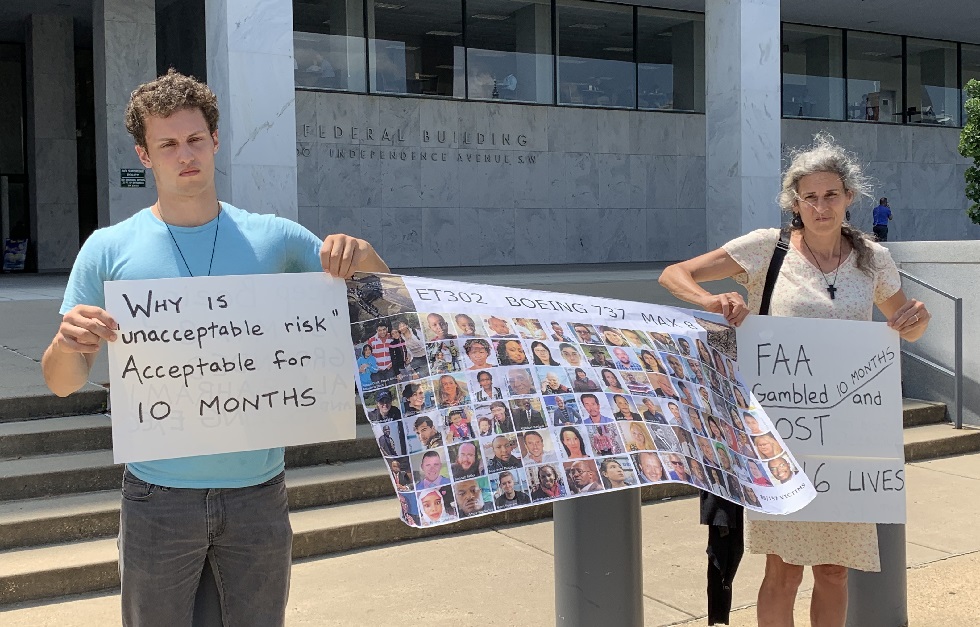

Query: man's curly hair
[124,69,219,149]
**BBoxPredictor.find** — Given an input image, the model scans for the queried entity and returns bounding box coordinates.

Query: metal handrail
[898,269,963,429]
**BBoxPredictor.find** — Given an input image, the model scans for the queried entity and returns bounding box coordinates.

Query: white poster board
[739,315,905,524]
[105,272,354,463]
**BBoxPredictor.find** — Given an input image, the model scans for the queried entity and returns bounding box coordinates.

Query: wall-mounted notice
[348,273,816,528]
[739,316,905,524]
[104,273,354,463]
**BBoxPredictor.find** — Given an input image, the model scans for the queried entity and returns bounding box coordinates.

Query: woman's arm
[876,289,930,342]
[658,248,751,326]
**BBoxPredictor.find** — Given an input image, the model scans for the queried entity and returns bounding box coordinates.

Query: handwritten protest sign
[347,273,816,527]
[105,273,354,463]
[738,316,905,524]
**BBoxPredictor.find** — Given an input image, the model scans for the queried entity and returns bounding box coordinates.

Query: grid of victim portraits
[353,310,795,527]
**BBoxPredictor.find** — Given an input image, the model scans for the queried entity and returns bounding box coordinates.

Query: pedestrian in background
[872,197,892,241]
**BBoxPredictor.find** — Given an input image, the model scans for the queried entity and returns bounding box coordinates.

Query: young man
[41,70,388,627]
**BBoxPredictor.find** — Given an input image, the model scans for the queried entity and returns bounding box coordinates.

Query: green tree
[959,79,980,224]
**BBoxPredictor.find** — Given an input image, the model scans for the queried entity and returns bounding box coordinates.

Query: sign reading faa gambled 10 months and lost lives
[347,273,816,528]
[739,316,906,524]
[105,273,354,464]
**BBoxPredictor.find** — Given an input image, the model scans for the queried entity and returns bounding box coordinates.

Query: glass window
[636,9,704,112]
[906,38,959,126]
[962,44,980,126]
[846,31,902,123]
[781,24,844,120]
[556,0,635,108]
[367,0,464,97]
[294,0,366,91]
[465,0,553,104]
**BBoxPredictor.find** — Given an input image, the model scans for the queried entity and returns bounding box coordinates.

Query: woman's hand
[700,292,750,327]
[887,298,930,341]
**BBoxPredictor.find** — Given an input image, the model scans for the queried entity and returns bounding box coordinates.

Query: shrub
[958,79,980,224]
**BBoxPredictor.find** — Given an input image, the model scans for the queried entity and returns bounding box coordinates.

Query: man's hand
[44,305,117,397]
[53,305,118,354]
[320,234,390,279]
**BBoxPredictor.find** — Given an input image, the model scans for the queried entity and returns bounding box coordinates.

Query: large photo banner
[738,316,905,524]
[105,273,354,463]
[347,273,816,527]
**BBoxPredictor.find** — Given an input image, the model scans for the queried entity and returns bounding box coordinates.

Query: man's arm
[41,305,117,397]
[320,234,389,278]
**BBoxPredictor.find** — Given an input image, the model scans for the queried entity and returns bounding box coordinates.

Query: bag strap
[759,228,791,316]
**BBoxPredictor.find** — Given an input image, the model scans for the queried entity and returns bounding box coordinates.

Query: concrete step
[2,422,979,606]
[0,480,698,606]
[0,405,370,460]
[901,398,947,428]
[0,388,108,424]
[0,457,394,552]
[0,399,944,461]
[7,421,975,552]
[904,423,980,462]
[1,420,977,558]
[0,414,113,458]
[0,423,381,501]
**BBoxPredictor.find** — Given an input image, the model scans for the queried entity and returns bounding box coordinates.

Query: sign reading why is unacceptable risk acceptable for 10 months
[347,273,816,528]
[739,315,906,524]
[104,273,355,464]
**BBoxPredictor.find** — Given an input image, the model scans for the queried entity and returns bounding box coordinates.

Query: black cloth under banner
[701,492,744,625]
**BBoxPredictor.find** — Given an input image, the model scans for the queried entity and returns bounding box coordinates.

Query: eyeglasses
[670,461,685,466]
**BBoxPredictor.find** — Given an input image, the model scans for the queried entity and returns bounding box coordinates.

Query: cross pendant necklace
[801,235,843,300]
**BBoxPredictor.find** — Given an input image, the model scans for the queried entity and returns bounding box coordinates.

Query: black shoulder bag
[701,227,790,625]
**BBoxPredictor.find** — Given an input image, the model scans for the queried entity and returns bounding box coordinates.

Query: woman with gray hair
[659,133,930,626]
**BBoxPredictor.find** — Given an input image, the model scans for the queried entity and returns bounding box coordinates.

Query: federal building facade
[1,0,978,272]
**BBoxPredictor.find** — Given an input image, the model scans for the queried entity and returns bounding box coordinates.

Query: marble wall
[25,14,79,272]
[207,0,298,221]
[295,92,707,267]
[93,0,158,226]
[782,119,977,241]
[704,0,783,251]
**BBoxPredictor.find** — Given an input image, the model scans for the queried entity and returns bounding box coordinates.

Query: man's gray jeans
[119,469,292,627]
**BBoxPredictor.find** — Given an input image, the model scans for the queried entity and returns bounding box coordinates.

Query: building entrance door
[0,43,30,272]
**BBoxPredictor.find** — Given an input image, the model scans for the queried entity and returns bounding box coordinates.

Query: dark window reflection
[556,0,635,108]
[466,0,553,104]
[846,31,903,123]
[781,24,844,120]
[368,0,464,97]
[294,0,367,91]
[906,38,959,126]
[637,8,704,112]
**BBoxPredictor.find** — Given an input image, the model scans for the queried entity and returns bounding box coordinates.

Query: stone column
[206,0,298,220]
[25,14,79,271]
[705,0,782,250]
[93,0,157,227]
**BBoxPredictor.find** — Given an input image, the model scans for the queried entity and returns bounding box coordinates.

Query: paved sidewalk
[2,451,978,626]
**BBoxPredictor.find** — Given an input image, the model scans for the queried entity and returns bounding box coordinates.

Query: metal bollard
[846,523,908,627]
[553,489,644,626]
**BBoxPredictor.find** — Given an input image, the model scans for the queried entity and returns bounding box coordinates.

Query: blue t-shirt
[873,204,892,226]
[61,203,323,488]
